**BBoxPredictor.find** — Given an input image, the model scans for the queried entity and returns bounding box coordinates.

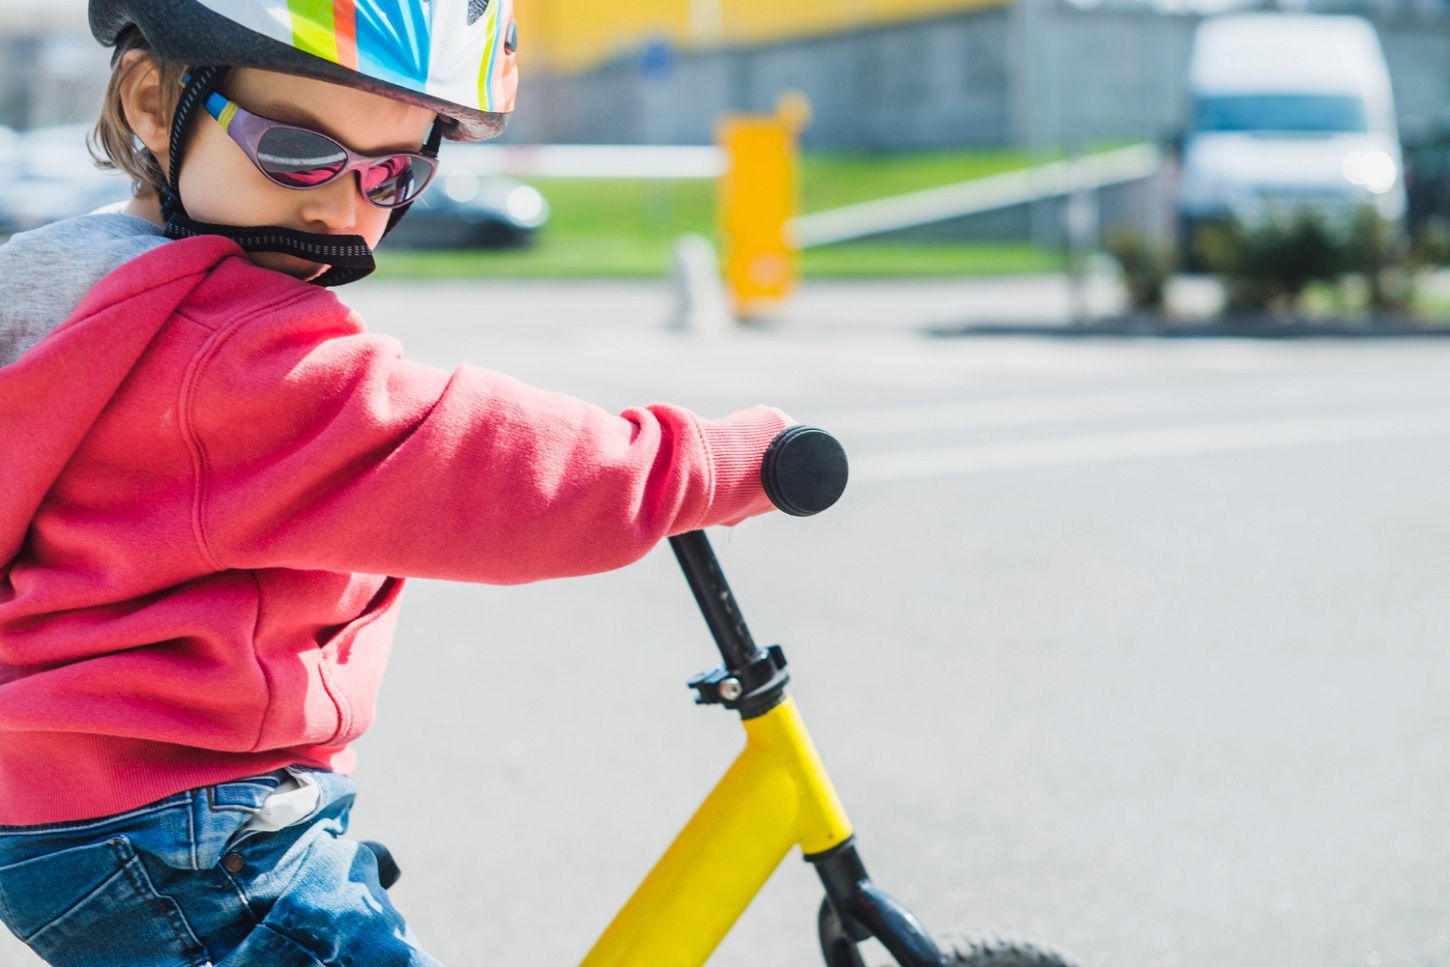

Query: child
[0,2,792,964]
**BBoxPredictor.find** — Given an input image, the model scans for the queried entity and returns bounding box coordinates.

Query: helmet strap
[159,65,379,287]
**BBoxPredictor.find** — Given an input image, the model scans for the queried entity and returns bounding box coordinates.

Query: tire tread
[935,932,1085,967]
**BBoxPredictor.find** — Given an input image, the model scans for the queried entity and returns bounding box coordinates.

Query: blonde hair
[89,27,191,197]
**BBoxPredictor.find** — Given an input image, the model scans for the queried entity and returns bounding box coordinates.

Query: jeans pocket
[125,774,281,873]
[0,836,206,967]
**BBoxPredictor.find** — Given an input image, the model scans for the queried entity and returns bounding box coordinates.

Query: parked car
[0,124,548,249]
[1177,14,1407,261]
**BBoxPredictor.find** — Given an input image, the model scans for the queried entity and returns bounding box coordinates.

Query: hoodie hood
[0,218,228,569]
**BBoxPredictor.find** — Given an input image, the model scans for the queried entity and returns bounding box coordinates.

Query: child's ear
[118,51,171,178]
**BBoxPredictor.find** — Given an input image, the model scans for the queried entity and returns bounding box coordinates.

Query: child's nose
[298,173,363,232]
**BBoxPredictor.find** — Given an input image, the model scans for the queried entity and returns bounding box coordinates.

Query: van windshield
[1193,94,1368,135]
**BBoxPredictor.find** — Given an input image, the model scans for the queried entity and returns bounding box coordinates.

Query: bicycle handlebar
[761,426,848,517]
[668,426,846,674]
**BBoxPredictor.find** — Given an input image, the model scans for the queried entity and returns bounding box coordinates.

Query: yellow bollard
[717,93,811,319]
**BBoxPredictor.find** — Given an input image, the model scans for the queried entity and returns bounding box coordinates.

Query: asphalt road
[3,278,1449,967]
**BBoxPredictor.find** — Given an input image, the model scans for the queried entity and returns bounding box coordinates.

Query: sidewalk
[351,272,1249,336]
[781,274,1132,332]
[348,273,1175,336]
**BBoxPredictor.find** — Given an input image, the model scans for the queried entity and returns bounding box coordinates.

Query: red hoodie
[0,234,788,824]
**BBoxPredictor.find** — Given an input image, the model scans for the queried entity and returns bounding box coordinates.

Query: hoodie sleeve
[182,282,787,584]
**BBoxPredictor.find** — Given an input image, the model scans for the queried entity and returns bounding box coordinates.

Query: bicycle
[573,425,1085,967]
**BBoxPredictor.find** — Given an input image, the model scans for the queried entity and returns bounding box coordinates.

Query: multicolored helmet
[90,0,518,142]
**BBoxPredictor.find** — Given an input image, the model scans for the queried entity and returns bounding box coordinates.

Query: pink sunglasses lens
[361,156,434,207]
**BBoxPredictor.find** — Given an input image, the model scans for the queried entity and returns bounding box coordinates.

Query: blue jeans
[0,768,441,967]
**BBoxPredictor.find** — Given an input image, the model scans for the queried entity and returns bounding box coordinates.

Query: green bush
[1106,228,1175,312]
[1195,207,1409,315]
[1410,216,1450,268]
[1343,207,1412,311]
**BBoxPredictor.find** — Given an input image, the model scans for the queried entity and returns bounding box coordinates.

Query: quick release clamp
[688,644,790,718]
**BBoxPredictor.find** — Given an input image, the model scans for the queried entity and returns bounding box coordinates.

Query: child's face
[158,67,436,281]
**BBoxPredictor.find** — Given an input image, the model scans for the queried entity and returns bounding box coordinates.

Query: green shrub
[1197,212,1342,312]
[1196,207,1408,314]
[1410,216,1450,268]
[1106,228,1175,313]
[1343,207,1412,311]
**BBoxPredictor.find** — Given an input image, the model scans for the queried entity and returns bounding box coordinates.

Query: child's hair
[89,26,190,197]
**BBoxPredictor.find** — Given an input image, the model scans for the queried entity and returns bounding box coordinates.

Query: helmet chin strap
[160,66,435,287]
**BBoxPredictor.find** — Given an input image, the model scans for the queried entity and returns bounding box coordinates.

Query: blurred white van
[1177,13,1406,250]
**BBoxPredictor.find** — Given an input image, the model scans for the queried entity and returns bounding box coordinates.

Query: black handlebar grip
[761,425,849,517]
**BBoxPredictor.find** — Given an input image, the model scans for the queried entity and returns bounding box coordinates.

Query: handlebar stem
[669,530,763,672]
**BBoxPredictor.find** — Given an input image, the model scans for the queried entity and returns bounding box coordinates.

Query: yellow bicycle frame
[580,695,853,967]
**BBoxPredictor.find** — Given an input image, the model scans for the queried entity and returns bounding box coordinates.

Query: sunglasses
[203,90,439,209]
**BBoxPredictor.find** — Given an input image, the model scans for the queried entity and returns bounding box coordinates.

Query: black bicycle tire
[928,932,1086,967]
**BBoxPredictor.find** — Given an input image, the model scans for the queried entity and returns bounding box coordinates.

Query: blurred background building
[510,0,1450,150]
[5,0,1450,148]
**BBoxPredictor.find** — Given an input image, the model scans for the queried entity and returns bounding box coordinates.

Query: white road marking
[822,372,1450,437]
[851,406,1450,481]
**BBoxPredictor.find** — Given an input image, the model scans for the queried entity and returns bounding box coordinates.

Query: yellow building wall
[516,0,1008,72]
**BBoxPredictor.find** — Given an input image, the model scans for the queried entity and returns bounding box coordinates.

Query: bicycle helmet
[90,0,520,285]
